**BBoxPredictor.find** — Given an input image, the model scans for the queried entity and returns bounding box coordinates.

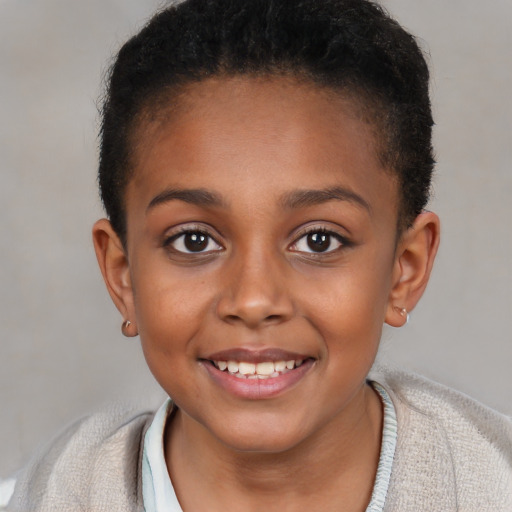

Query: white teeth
[274,361,287,372]
[214,358,307,378]
[227,361,239,373]
[256,361,275,375]
[239,362,256,375]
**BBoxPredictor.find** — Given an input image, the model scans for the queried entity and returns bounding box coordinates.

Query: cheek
[297,253,393,351]
[308,259,392,313]
[132,260,217,369]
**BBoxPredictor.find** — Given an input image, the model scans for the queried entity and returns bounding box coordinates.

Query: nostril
[224,313,282,321]
[221,312,287,327]
[216,277,294,327]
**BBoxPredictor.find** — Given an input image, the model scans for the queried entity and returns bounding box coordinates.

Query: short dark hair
[99,0,434,243]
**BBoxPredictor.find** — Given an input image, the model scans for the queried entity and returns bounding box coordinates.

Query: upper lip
[203,348,311,364]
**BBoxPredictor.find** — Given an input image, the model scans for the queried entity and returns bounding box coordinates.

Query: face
[122,77,401,453]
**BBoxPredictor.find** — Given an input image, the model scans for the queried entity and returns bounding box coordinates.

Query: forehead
[127,76,398,222]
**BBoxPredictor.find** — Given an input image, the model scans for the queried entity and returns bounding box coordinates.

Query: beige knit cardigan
[6,370,512,511]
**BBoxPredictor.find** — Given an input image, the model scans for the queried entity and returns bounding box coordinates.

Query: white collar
[142,399,182,512]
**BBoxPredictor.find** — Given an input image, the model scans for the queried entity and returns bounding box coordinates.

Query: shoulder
[371,368,512,511]
[376,368,512,448]
[7,404,155,512]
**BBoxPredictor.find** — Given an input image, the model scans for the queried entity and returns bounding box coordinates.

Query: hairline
[114,72,411,247]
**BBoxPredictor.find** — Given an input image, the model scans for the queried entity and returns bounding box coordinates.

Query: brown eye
[291,229,345,254]
[307,232,331,252]
[184,232,208,252]
[167,230,222,254]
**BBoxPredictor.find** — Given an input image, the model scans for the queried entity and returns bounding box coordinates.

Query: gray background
[1,0,511,477]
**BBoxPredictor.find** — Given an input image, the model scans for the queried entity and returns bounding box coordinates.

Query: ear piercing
[121,319,138,337]
[399,307,410,325]
[393,306,409,325]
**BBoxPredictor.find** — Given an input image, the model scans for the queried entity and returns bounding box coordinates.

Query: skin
[93,76,440,511]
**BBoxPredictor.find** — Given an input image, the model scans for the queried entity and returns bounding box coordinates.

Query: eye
[291,229,345,254]
[166,230,223,254]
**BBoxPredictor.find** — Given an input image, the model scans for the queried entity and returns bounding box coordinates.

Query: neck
[165,383,383,512]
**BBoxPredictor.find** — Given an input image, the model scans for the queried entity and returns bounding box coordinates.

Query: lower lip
[201,359,315,400]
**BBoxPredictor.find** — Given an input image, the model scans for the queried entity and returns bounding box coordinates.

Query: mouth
[200,349,315,399]
[210,358,306,379]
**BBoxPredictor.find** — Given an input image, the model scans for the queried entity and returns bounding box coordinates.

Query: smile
[201,351,315,399]
[212,359,305,379]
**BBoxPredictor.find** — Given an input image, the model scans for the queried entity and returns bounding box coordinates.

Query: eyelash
[289,227,350,255]
[163,226,223,255]
[162,225,350,256]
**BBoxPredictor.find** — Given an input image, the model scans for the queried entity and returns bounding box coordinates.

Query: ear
[385,211,440,327]
[92,219,138,336]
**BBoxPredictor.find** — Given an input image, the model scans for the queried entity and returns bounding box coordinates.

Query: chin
[210,415,311,455]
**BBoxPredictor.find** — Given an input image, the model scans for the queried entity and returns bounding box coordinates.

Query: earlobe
[92,219,137,331]
[385,211,440,327]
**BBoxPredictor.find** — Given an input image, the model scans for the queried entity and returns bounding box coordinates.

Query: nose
[216,248,294,329]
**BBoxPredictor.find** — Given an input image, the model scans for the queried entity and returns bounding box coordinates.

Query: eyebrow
[146,185,370,214]
[146,188,226,212]
[280,186,371,213]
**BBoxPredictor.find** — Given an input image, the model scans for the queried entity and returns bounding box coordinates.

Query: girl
[3,0,512,510]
